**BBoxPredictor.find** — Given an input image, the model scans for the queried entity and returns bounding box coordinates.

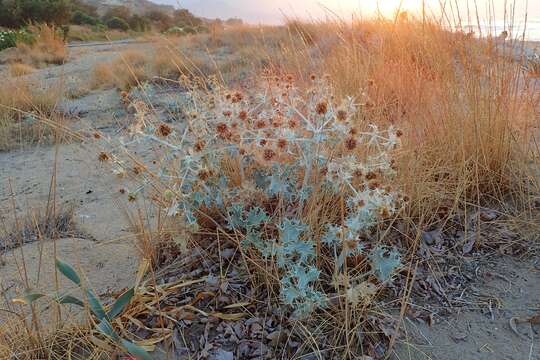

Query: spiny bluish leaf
[120,339,152,360]
[86,289,107,320]
[285,240,315,263]
[253,169,269,189]
[245,207,268,228]
[268,173,292,198]
[291,265,320,290]
[55,259,81,286]
[278,218,307,244]
[107,288,134,319]
[281,285,301,305]
[226,203,245,229]
[369,246,401,282]
[321,224,341,245]
[244,230,265,252]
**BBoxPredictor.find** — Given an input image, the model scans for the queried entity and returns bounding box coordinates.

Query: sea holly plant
[102,73,406,318]
[15,260,150,359]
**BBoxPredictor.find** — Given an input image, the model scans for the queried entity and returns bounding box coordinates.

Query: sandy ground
[0,40,539,359]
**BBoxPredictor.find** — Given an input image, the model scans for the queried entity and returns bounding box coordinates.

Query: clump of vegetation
[0,0,71,28]
[7,24,68,67]
[0,78,63,150]
[8,62,35,76]
[97,74,407,355]
[91,49,149,90]
[0,29,16,50]
[105,17,130,31]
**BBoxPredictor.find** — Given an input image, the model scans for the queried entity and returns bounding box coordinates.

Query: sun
[322,0,438,17]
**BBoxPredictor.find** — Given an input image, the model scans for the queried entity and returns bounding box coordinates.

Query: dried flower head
[345,137,357,151]
[238,110,248,121]
[288,118,299,128]
[396,129,403,137]
[263,148,276,162]
[98,152,110,162]
[277,138,288,150]
[93,132,102,139]
[157,124,172,137]
[216,123,228,135]
[232,92,243,103]
[223,110,232,117]
[365,172,377,180]
[337,110,348,121]
[133,166,142,175]
[198,169,211,181]
[316,102,328,115]
[194,139,205,152]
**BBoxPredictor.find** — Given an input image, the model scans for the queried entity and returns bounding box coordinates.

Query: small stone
[211,349,234,360]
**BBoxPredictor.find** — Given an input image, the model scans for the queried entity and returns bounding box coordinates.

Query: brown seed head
[337,110,348,121]
[93,132,101,139]
[396,129,403,137]
[223,110,232,117]
[316,102,328,115]
[277,138,288,150]
[216,123,228,135]
[288,118,299,128]
[198,169,210,181]
[263,148,276,161]
[365,171,377,180]
[345,137,357,151]
[157,123,172,137]
[98,152,110,162]
[238,110,248,121]
[194,139,205,152]
[232,91,243,103]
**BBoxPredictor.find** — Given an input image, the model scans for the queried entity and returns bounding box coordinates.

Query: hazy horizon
[154,0,539,24]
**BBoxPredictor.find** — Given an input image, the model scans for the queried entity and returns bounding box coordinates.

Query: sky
[154,0,540,24]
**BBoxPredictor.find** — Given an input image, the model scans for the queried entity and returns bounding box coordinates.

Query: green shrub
[0,30,16,50]
[164,26,185,36]
[72,10,99,26]
[0,0,72,27]
[106,17,130,31]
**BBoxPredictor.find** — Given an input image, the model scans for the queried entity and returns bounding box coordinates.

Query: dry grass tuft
[91,49,149,90]
[14,24,67,67]
[0,78,63,151]
[8,63,35,77]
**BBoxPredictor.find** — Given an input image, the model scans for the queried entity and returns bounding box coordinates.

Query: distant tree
[173,9,202,28]
[0,0,72,27]
[106,16,130,31]
[144,10,172,31]
[72,10,98,26]
[103,6,131,22]
[71,0,97,18]
[128,14,150,32]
